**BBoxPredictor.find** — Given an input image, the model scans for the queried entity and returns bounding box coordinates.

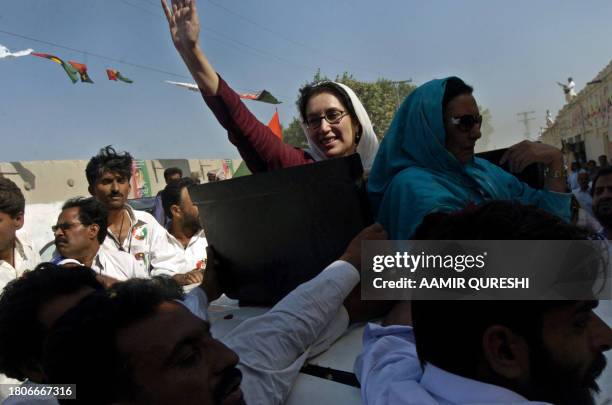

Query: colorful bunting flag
[68,61,94,83]
[31,52,79,83]
[267,110,283,140]
[0,44,33,59]
[165,80,199,92]
[239,90,281,104]
[106,69,133,83]
[165,80,280,104]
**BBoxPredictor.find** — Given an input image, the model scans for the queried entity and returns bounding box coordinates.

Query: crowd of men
[0,146,611,405]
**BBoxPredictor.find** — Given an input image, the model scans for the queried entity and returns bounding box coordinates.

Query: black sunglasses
[451,114,483,132]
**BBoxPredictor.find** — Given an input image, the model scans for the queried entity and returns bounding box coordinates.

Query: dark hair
[0,178,25,218]
[85,146,133,186]
[442,77,474,117]
[591,166,612,197]
[161,177,195,220]
[0,263,102,381]
[163,167,183,182]
[296,82,362,143]
[412,201,590,379]
[62,197,108,244]
[44,279,185,404]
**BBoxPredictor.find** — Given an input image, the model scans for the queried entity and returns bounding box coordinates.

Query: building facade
[540,60,612,164]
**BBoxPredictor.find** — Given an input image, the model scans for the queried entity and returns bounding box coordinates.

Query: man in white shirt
[157,177,207,284]
[0,178,41,402]
[52,197,148,281]
[0,178,40,293]
[356,201,612,405]
[573,170,595,215]
[43,223,386,405]
[85,146,183,275]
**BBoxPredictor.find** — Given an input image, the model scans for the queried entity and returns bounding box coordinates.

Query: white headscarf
[301,82,379,176]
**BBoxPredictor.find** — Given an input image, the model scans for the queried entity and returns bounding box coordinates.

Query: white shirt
[568,172,580,190]
[355,323,551,405]
[568,80,577,96]
[102,205,183,275]
[151,229,207,277]
[178,260,357,405]
[573,187,594,215]
[56,246,149,281]
[0,235,40,292]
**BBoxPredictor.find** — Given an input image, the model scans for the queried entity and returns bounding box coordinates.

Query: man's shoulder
[132,209,159,225]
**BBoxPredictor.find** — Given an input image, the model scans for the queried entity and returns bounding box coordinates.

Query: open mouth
[217,368,243,404]
[320,135,339,148]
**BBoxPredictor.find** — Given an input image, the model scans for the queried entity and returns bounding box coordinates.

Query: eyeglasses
[52,222,82,233]
[305,109,348,129]
[451,114,483,132]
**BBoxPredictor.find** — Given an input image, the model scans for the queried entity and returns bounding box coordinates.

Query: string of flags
[2,43,282,105]
[165,80,281,104]
[1,43,132,85]
[2,42,284,134]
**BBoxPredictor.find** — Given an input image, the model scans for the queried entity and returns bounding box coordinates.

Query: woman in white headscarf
[162,0,378,175]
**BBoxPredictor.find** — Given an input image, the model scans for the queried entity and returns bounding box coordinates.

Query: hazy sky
[2,0,611,162]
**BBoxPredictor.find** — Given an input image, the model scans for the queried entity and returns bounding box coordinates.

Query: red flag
[68,61,94,83]
[106,69,133,83]
[267,110,282,140]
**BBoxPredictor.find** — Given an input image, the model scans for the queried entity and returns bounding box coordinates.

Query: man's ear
[170,204,181,220]
[482,325,530,380]
[88,224,100,241]
[88,184,94,197]
[13,212,24,231]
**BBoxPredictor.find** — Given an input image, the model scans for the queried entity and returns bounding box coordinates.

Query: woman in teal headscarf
[368,77,571,239]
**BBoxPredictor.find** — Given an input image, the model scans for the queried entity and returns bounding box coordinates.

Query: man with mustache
[592,167,612,241]
[86,146,183,275]
[356,202,612,405]
[43,224,387,405]
[52,197,148,281]
[157,177,207,285]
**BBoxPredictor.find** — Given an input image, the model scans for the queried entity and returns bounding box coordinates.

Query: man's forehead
[58,207,80,221]
[117,301,206,361]
[99,170,127,180]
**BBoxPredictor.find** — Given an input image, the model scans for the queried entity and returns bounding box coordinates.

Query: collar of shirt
[420,363,550,404]
[0,237,30,271]
[167,228,206,250]
[106,204,147,249]
[55,247,105,272]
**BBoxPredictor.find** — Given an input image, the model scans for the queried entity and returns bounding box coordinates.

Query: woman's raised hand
[162,0,201,54]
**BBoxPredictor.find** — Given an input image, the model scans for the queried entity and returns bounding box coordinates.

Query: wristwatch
[544,167,565,179]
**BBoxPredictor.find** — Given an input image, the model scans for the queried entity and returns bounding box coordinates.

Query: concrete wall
[1,158,243,254]
[0,158,242,204]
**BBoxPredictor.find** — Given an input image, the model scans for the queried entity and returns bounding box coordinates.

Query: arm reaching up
[161,0,219,95]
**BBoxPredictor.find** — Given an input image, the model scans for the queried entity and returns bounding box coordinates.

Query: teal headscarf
[367,77,571,239]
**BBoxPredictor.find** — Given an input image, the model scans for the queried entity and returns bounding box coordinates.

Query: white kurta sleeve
[222,260,359,405]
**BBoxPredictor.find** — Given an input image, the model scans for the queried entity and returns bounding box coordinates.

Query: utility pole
[517,111,536,140]
[390,79,413,111]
